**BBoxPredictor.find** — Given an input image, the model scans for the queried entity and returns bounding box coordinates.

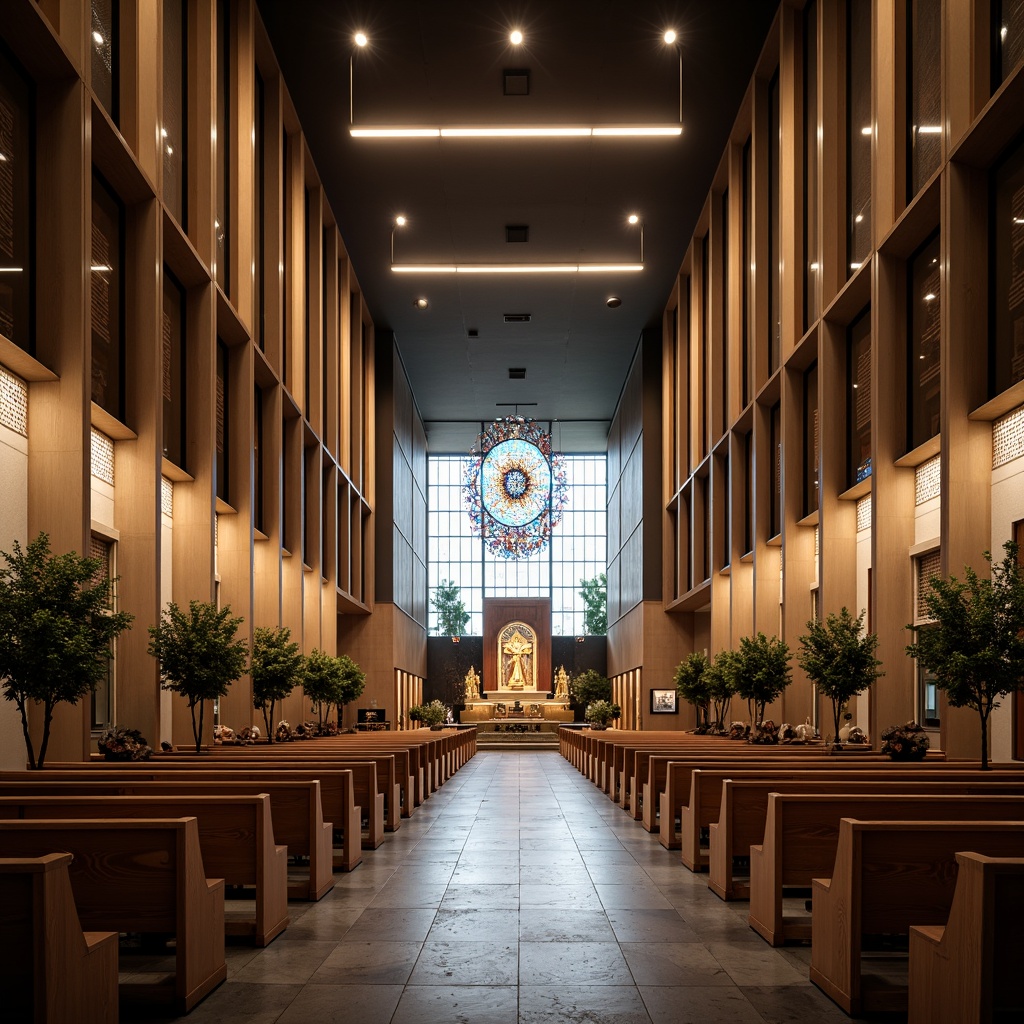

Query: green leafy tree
[0,533,134,769]
[432,579,470,636]
[569,668,612,711]
[251,626,304,741]
[335,653,366,724]
[579,573,607,635]
[148,601,247,754]
[798,608,883,746]
[302,648,344,728]
[906,541,1024,770]
[734,632,792,731]
[674,652,711,731]
[705,649,740,731]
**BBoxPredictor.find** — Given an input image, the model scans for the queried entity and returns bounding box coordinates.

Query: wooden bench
[0,853,118,1024]
[0,774,336,901]
[0,817,227,1013]
[745,789,1024,942]
[908,852,1024,1024]
[809,819,1024,1016]
[0,793,290,946]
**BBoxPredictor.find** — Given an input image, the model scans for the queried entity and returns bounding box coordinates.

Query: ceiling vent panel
[503,313,531,323]
[508,367,526,379]
[505,225,529,243]
[503,69,530,96]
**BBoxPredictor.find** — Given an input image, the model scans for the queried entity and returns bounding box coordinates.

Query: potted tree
[798,607,883,749]
[419,699,449,729]
[148,600,247,754]
[585,699,617,729]
[734,632,792,742]
[569,669,612,721]
[705,649,739,735]
[674,652,711,732]
[906,541,1024,770]
[431,579,470,636]
[251,625,305,742]
[0,533,134,769]
[302,649,343,733]
[334,653,366,729]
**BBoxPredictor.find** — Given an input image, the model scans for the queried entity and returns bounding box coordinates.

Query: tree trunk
[832,700,842,747]
[979,709,990,771]
[36,702,54,769]
[193,699,204,754]
[17,698,37,770]
[263,701,274,742]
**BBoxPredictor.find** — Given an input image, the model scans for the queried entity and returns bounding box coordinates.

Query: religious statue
[463,665,481,702]
[502,628,533,690]
[553,664,570,701]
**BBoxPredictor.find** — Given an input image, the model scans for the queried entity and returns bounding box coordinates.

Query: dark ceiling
[255,0,779,451]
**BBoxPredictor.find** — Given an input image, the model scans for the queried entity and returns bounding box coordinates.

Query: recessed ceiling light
[414,297,428,309]
[354,31,368,47]
[861,126,873,136]
[628,214,639,224]
[606,296,622,308]
[663,29,677,44]
[395,215,407,226]
[510,29,523,45]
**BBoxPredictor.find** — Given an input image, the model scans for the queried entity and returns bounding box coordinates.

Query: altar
[459,665,574,723]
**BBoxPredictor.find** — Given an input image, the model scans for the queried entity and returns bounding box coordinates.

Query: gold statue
[503,629,533,690]
[554,665,570,701]
[463,665,481,702]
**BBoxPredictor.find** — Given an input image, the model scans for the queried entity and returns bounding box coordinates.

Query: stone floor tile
[640,984,766,1024]
[605,908,700,943]
[230,939,338,984]
[174,980,303,1023]
[619,941,733,986]
[309,940,423,985]
[408,939,518,986]
[519,940,634,986]
[519,984,654,1024]
[275,982,403,1023]
[343,907,437,942]
[519,907,616,942]
[390,984,518,1024]
[427,908,521,942]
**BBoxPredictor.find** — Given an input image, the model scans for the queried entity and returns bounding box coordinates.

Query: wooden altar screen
[482,598,551,693]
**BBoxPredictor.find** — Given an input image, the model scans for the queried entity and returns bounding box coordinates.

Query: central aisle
[177,751,862,1024]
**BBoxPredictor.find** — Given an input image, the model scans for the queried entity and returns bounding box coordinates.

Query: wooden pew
[745,788,1024,942]
[0,853,118,1024]
[809,819,1024,1016]
[680,765,1024,871]
[0,774,336,901]
[0,817,227,1014]
[908,852,1024,1024]
[0,793,290,946]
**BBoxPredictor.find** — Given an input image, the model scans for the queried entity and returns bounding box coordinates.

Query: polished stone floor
[161,751,872,1024]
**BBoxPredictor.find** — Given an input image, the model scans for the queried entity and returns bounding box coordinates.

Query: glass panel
[162,268,186,468]
[91,0,118,123]
[0,44,33,351]
[804,362,819,515]
[803,0,819,329]
[215,0,230,291]
[255,69,264,348]
[721,451,731,569]
[770,402,781,537]
[254,384,264,531]
[992,135,1024,395]
[847,0,872,275]
[909,0,942,198]
[908,232,941,449]
[91,173,123,420]
[768,68,781,370]
[743,432,753,555]
[162,0,186,226]
[701,234,709,455]
[216,339,228,502]
[996,0,1024,86]
[742,136,753,403]
[720,188,729,435]
[848,310,872,486]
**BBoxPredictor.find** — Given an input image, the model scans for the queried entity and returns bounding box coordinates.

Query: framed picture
[650,689,678,714]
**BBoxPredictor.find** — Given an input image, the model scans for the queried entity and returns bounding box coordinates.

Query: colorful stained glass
[464,416,568,559]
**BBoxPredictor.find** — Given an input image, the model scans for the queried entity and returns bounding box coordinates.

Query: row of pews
[0,726,476,1020]
[559,727,1024,1021]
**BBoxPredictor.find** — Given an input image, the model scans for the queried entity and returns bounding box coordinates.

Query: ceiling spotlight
[414,297,429,309]
[628,214,639,225]
[354,31,368,47]
[395,215,407,227]
[510,29,524,45]
[606,296,622,308]
[663,29,677,44]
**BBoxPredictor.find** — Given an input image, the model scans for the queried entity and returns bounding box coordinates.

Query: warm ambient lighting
[92,30,104,46]
[861,126,873,135]
[510,29,523,45]
[395,215,407,226]
[414,297,429,309]
[924,292,937,301]
[628,214,639,224]
[850,262,862,270]
[663,29,677,44]
[91,264,112,272]
[351,125,682,138]
[0,267,24,273]
[917,125,942,134]
[354,31,368,47]
[391,263,644,274]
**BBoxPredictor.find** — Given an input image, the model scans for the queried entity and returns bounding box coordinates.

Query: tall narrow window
[804,362,819,515]
[848,310,872,486]
[720,189,729,436]
[768,68,781,370]
[701,234,709,456]
[89,534,115,731]
[743,432,753,556]
[254,384,264,532]
[254,68,265,350]
[770,401,782,538]
[282,128,290,384]
[91,173,124,421]
[909,0,942,198]
[909,232,941,449]
[742,136,753,404]
[162,268,186,469]
[304,187,311,407]
[721,452,731,569]
[996,0,1024,87]
[162,0,186,226]
[0,45,33,353]
[91,0,119,124]
[701,476,711,582]
[992,135,1024,395]
[847,0,872,275]
[803,0,819,330]
[214,0,230,292]
[215,339,229,503]
[322,227,329,431]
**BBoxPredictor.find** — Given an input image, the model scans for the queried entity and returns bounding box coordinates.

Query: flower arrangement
[97,725,153,761]
[880,721,930,761]
[236,725,261,744]
[727,721,750,741]
[418,700,449,727]
[275,720,292,742]
[845,725,869,745]
[213,724,235,744]
[749,719,779,744]
[585,699,617,727]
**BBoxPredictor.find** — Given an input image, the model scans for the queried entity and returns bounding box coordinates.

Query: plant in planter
[148,601,247,754]
[705,650,739,734]
[569,669,612,717]
[407,704,424,725]
[585,699,617,728]
[302,649,344,731]
[334,654,366,728]
[880,721,930,761]
[97,725,152,761]
[734,632,792,741]
[0,533,134,769]
[420,699,449,728]
[906,541,1024,770]
[674,652,711,732]
[798,607,883,748]
[251,626,305,742]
